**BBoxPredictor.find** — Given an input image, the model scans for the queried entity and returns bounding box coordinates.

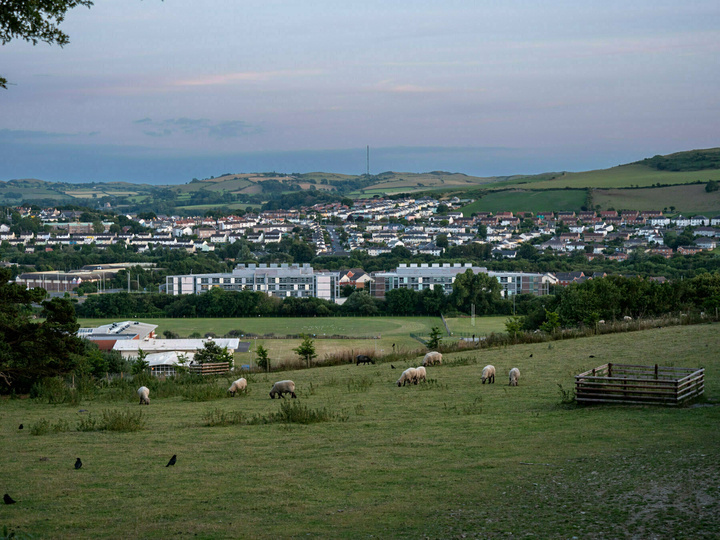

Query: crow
[391,365,396,369]
[166,454,177,467]
[18,424,23,430]
[529,354,533,358]
[75,458,82,470]
[589,355,595,358]
[3,493,16,505]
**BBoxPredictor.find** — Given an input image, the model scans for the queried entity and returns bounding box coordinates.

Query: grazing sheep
[623,315,632,321]
[228,377,247,396]
[137,386,150,405]
[356,354,374,365]
[481,365,496,384]
[396,367,418,387]
[598,320,605,324]
[415,366,427,384]
[269,380,297,399]
[508,367,520,386]
[423,351,443,366]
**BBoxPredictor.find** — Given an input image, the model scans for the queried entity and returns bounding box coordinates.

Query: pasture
[2,324,718,538]
[459,189,587,215]
[496,163,720,190]
[592,184,720,214]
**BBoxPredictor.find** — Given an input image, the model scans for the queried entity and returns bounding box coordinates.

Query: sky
[1,0,718,184]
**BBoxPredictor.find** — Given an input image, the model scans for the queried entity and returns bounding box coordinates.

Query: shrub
[248,400,348,425]
[30,418,71,435]
[99,409,146,432]
[346,376,373,393]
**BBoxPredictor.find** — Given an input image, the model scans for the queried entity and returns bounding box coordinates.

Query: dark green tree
[194,341,234,367]
[255,344,270,371]
[293,334,317,367]
[427,326,443,350]
[0,268,85,392]
[449,269,503,315]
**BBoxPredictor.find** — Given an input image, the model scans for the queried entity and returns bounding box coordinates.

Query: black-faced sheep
[508,367,520,386]
[481,365,495,384]
[269,380,297,399]
[356,354,374,365]
[137,386,150,405]
[415,366,427,384]
[228,377,247,396]
[423,351,442,366]
[396,367,417,387]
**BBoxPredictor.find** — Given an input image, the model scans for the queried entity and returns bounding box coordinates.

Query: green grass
[459,189,587,215]
[2,324,718,538]
[443,315,508,336]
[496,163,720,190]
[77,316,444,364]
[593,184,720,213]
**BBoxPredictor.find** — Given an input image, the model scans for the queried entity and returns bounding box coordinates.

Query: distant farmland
[460,189,587,215]
[592,184,720,213]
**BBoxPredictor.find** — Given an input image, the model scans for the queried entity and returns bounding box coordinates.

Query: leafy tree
[384,287,418,315]
[293,334,317,367]
[194,340,234,367]
[435,233,449,249]
[0,269,85,392]
[539,310,561,334]
[256,344,270,371]
[131,350,149,375]
[341,291,380,315]
[426,326,443,350]
[450,269,503,315]
[706,180,719,193]
[505,316,524,339]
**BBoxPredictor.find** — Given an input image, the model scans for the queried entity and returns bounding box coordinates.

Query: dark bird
[589,355,595,358]
[166,454,177,467]
[75,458,82,470]
[529,354,533,358]
[391,364,396,369]
[4,493,17,505]
[18,424,23,430]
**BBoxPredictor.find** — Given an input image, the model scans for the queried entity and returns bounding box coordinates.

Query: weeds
[557,383,577,406]
[248,400,348,425]
[419,378,449,391]
[202,408,245,427]
[445,355,478,368]
[75,410,146,432]
[29,418,71,436]
[346,376,373,393]
[443,397,483,415]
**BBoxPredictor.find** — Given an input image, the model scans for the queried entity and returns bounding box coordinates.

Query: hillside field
[2,324,718,538]
[496,163,720,190]
[592,184,720,214]
[460,189,587,215]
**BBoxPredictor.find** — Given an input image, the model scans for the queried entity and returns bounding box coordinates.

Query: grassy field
[459,189,587,215]
[77,316,448,364]
[2,324,718,538]
[593,184,720,213]
[496,163,720,190]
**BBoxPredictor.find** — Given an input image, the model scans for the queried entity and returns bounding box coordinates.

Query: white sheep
[396,367,418,387]
[508,367,520,386]
[623,315,632,321]
[269,380,297,399]
[422,351,443,366]
[228,377,247,397]
[481,365,496,384]
[137,386,150,405]
[414,366,427,384]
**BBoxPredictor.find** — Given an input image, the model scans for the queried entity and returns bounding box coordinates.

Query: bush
[249,400,348,425]
[346,376,373,393]
[30,418,71,435]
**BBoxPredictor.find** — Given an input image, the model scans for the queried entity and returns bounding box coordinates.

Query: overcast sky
[1,0,718,184]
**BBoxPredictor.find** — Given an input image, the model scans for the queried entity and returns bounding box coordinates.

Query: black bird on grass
[166,454,177,467]
[589,355,595,358]
[4,493,17,505]
[529,354,533,358]
[391,365,396,369]
[18,424,23,430]
[75,458,82,469]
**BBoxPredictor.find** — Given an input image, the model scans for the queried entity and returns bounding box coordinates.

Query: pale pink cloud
[173,69,324,87]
